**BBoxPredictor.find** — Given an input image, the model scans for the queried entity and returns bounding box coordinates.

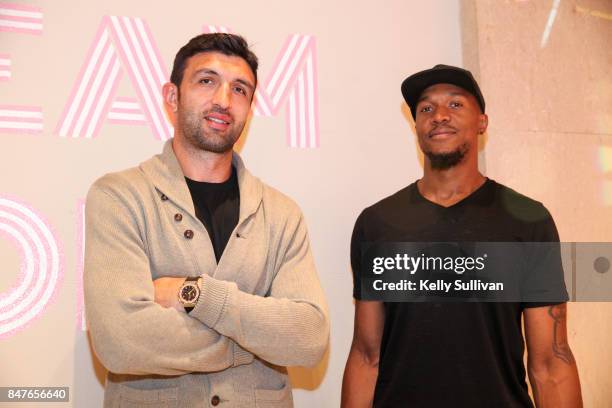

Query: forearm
[341,348,378,408]
[84,185,253,375]
[190,273,329,367]
[85,275,253,375]
[189,214,329,367]
[525,304,582,408]
[529,360,582,408]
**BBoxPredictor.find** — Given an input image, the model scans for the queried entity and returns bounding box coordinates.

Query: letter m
[205,26,319,148]
[55,16,172,140]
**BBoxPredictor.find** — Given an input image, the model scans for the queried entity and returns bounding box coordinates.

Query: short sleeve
[350,210,368,300]
[521,205,569,308]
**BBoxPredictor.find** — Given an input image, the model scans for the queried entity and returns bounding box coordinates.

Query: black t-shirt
[350,178,568,408]
[185,167,239,262]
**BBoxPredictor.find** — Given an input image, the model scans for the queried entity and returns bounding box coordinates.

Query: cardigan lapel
[231,153,263,237]
[140,139,264,236]
[140,140,196,217]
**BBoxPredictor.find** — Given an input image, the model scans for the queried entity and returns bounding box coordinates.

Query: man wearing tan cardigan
[84,33,329,408]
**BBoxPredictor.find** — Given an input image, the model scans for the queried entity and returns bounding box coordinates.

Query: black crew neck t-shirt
[185,167,239,262]
[350,178,567,408]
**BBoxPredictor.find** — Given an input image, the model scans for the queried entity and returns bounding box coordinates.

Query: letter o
[0,197,63,338]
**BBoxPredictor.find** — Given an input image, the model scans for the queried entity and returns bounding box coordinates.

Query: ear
[478,113,488,135]
[162,82,179,113]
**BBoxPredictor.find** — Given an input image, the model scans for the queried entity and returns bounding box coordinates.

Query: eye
[199,77,213,85]
[420,105,433,113]
[450,101,463,108]
[233,86,246,96]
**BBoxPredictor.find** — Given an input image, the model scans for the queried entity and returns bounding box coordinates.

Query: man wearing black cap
[341,65,582,407]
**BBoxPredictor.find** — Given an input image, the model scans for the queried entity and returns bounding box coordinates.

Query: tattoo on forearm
[548,304,575,365]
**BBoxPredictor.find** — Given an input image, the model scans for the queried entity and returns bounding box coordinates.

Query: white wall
[0,1,463,406]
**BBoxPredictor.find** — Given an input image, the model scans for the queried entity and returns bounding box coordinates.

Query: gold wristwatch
[178,276,201,313]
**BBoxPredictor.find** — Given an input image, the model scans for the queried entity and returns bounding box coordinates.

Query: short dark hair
[170,33,259,88]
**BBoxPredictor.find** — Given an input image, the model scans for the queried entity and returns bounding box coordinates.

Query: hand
[153,277,185,312]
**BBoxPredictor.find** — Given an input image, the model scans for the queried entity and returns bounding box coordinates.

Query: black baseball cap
[401,64,485,119]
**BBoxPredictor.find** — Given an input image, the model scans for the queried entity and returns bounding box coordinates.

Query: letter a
[55,16,172,140]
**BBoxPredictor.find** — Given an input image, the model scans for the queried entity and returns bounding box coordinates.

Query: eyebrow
[192,68,255,91]
[235,78,255,91]
[193,68,218,77]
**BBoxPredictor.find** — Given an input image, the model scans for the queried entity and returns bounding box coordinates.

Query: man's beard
[178,107,243,154]
[424,143,468,170]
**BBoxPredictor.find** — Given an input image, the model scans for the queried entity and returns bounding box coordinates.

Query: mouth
[204,113,232,130]
[428,127,457,139]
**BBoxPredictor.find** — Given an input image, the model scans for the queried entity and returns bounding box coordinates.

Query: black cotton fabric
[186,167,239,263]
[350,178,568,408]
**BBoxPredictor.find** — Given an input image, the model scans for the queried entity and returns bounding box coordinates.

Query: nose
[212,82,231,109]
[432,106,450,124]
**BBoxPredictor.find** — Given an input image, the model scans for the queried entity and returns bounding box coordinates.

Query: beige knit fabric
[84,140,329,407]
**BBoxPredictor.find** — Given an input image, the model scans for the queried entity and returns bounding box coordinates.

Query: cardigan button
[211,395,220,406]
[160,194,168,201]
[184,229,194,239]
[174,213,183,222]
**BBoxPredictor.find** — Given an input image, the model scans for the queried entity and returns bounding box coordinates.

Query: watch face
[181,285,198,302]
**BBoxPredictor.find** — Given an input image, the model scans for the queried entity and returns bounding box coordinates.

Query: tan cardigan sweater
[84,140,329,407]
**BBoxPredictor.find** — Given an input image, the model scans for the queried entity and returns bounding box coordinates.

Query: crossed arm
[84,183,328,375]
[524,303,583,408]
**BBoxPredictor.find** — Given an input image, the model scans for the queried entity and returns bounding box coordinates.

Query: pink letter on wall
[0,196,63,339]
[203,26,320,149]
[0,105,43,134]
[0,2,43,35]
[1,4,44,134]
[107,96,147,125]
[55,16,171,140]
[255,35,319,149]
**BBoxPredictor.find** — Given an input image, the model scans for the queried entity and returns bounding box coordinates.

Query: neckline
[414,177,492,209]
[185,166,237,192]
